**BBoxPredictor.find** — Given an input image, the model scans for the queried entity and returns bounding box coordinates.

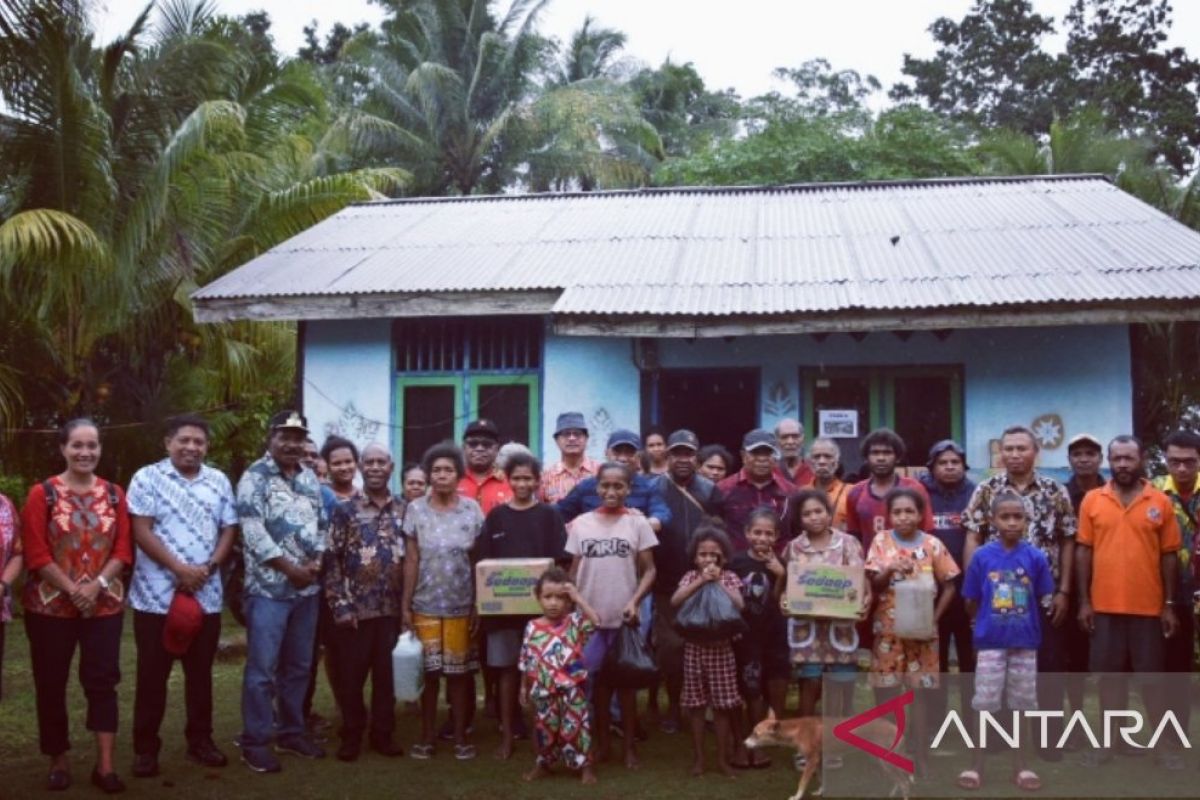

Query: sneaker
[131,753,159,778]
[186,740,229,768]
[275,736,326,759]
[241,747,282,774]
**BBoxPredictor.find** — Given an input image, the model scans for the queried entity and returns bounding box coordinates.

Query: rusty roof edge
[348,174,1115,208]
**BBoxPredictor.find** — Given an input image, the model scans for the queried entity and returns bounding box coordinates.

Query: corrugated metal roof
[192,175,1200,318]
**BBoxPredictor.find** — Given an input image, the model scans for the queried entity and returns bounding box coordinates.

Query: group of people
[0,407,1193,794]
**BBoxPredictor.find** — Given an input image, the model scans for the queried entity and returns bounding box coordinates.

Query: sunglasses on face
[464,439,496,450]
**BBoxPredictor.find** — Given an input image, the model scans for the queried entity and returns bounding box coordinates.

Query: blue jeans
[241,593,318,749]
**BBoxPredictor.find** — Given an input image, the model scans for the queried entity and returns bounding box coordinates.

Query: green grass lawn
[2,617,1196,800]
[0,614,787,800]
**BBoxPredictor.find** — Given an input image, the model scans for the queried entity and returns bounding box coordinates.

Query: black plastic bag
[673,581,749,643]
[601,622,658,689]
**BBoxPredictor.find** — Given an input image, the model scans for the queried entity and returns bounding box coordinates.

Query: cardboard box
[475,558,554,616]
[785,561,865,619]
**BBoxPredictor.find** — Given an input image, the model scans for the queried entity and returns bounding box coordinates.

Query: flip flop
[1015,769,1041,791]
[957,769,981,790]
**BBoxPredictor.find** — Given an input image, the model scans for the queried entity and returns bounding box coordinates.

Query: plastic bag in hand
[673,580,749,643]
[601,622,658,689]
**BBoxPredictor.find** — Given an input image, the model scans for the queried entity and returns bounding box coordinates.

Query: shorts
[795,662,860,682]
[682,642,742,710]
[485,628,522,669]
[870,633,940,689]
[734,621,791,698]
[1089,612,1164,673]
[651,597,685,678]
[413,613,478,675]
[972,649,1038,712]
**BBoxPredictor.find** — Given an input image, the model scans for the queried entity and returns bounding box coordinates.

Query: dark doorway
[809,373,872,478]
[646,368,760,458]
[893,374,953,470]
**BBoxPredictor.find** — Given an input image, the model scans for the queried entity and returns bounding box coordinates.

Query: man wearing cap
[323,443,406,762]
[556,429,671,530]
[808,437,849,528]
[918,439,977,722]
[236,410,329,773]
[774,418,815,487]
[963,425,1075,760]
[457,419,512,515]
[126,414,238,778]
[653,429,725,732]
[539,412,601,504]
[718,429,796,552]
[1065,434,1105,516]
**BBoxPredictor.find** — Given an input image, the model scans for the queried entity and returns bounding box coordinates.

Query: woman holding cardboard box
[473,452,569,761]
[783,488,870,753]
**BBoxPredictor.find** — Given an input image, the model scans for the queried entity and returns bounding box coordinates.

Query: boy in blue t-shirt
[957,491,1055,792]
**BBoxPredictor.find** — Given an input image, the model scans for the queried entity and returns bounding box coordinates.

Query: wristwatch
[206,561,220,577]
[97,575,111,592]
[0,580,9,597]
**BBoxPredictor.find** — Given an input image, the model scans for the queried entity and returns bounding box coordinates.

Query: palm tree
[0,0,406,477]
[339,0,550,195]
[550,15,626,85]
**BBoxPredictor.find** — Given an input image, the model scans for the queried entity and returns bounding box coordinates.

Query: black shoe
[336,741,360,762]
[370,738,404,757]
[275,736,325,759]
[186,740,229,768]
[46,769,70,792]
[91,768,126,794]
[131,753,159,778]
[240,747,282,774]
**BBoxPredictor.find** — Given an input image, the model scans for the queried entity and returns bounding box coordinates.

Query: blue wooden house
[192,175,1200,477]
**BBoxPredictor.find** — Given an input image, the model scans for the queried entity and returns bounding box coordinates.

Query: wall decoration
[589,407,615,459]
[1030,413,1065,450]
[763,381,798,418]
[818,409,859,439]
[324,401,383,445]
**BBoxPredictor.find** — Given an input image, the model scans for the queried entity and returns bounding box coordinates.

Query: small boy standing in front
[958,492,1055,793]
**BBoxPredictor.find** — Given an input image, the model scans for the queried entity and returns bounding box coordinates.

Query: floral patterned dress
[865,530,960,688]
[519,611,595,769]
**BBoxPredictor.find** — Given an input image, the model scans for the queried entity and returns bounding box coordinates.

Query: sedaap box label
[475,558,554,616]
[785,562,865,619]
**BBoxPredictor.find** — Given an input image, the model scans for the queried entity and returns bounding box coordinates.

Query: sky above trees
[93,0,1200,102]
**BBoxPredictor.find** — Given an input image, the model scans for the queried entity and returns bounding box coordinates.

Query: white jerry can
[392,631,424,701]
[893,569,937,640]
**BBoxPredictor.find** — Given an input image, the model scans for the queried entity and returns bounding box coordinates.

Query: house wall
[299,319,1132,477]
[541,325,1132,472]
[302,319,394,455]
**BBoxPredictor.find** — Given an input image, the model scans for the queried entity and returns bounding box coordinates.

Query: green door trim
[469,374,542,458]
[393,375,466,470]
[800,365,964,443]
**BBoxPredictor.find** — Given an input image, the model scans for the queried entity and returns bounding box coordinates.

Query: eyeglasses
[464,439,496,450]
[557,430,587,439]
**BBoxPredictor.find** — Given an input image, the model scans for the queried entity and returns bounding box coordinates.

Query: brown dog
[743,710,913,800]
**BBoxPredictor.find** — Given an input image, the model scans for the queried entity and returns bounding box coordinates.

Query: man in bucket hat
[126,414,238,779]
[539,411,601,504]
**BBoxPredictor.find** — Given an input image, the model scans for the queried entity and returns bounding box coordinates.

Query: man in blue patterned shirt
[127,414,238,778]
[323,443,406,762]
[236,410,329,773]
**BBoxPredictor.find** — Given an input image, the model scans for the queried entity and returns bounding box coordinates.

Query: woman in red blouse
[21,419,133,794]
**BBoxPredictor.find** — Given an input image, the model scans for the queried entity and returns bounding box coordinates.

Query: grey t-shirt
[404,495,484,617]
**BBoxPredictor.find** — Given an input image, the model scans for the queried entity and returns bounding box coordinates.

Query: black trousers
[333,616,399,743]
[303,597,338,717]
[132,609,222,756]
[25,612,123,756]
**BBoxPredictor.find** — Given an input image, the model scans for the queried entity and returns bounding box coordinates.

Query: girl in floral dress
[519,567,600,784]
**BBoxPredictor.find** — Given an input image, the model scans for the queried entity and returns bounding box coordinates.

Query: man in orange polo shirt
[456,419,512,515]
[1076,435,1181,766]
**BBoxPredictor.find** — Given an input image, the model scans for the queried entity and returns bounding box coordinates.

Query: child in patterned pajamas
[519,567,601,784]
[671,524,745,778]
[958,492,1054,792]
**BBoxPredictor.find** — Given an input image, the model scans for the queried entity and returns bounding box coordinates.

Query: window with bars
[392,317,543,463]
[393,317,542,373]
